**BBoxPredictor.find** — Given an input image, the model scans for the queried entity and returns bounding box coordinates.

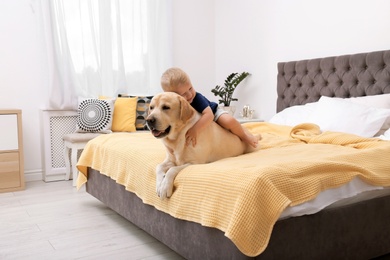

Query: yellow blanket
[76,123,390,256]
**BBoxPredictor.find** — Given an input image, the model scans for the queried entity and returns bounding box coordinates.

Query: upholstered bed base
[86,168,390,259]
[86,49,390,259]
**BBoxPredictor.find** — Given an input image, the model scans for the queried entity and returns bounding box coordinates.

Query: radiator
[41,110,78,182]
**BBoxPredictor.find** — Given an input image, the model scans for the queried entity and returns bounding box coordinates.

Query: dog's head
[146,92,195,139]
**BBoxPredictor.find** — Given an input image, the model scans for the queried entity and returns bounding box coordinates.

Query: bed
[77,49,390,259]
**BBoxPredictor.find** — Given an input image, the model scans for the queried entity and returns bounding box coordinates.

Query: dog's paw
[156,178,163,194]
[155,172,165,194]
[157,178,173,199]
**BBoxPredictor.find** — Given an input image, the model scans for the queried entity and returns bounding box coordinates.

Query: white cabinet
[0,110,24,192]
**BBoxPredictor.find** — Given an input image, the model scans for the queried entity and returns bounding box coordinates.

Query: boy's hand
[185,127,198,147]
[184,106,213,147]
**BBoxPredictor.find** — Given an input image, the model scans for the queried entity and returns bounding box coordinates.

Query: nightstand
[63,132,101,186]
[237,118,264,124]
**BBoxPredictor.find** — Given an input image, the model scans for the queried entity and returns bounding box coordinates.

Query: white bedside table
[63,132,101,186]
[237,118,264,124]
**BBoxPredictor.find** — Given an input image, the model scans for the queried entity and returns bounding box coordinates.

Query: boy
[161,67,259,148]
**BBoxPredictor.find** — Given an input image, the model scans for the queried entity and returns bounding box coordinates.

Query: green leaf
[211,72,250,106]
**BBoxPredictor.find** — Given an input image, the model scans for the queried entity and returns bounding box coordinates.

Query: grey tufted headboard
[277,50,390,112]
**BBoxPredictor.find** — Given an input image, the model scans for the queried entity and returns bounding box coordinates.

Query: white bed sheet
[280,177,386,219]
[281,129,390,219]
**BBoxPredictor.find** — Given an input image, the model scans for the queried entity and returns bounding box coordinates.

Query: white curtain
[39,0,172,110]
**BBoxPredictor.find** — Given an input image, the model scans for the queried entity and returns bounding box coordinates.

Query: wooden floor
[0,180,185,260]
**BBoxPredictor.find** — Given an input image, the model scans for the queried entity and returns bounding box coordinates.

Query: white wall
[213,0,390,120]
[2,0,390,181]
[0,0,48,181]
[171,0,216,100]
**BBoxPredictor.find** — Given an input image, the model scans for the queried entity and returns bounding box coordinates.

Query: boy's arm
[185,106,214,147]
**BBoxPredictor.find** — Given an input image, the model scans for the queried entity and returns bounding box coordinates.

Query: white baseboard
[24,169,43,182]
[24,169,70,183]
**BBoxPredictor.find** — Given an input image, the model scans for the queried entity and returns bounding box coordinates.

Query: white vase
[221,106,236,116]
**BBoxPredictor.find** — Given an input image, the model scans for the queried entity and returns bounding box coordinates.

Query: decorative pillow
[76,98,115,134]
[307,96,390,137]
[111,97,137,132]
[118,94,153,130]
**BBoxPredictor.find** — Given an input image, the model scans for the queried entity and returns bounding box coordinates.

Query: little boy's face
[175,83,196,103]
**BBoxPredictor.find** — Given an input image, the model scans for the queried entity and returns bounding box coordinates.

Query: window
[43,0,172,109]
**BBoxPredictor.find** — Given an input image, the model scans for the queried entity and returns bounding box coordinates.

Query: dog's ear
[146,100,152,117]
[179,96,194,122]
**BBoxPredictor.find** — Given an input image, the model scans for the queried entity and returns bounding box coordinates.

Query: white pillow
[343,94,390,135]
[378,128,390,140]
[347,93,390,108]
[269,102,317,126]
[307,96,390,137]
[270,94,390,135]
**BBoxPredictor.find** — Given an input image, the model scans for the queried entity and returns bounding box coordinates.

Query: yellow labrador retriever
[146,92,260,199]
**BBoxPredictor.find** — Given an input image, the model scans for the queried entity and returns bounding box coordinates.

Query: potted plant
[211,72,250,116]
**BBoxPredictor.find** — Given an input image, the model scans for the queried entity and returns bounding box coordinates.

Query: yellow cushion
[111,97,137,132]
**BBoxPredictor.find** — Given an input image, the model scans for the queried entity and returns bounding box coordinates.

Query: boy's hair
[161,67,191,91]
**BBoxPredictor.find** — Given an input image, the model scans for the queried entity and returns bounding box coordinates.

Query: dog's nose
[146,117,155,127]
[146,116,154,123]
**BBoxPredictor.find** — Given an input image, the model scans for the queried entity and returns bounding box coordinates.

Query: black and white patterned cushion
[133,96,153,130]
[76,98,115,133]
